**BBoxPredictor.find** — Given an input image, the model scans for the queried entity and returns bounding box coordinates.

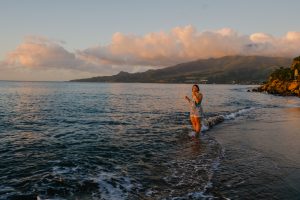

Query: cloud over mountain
[78,26,300,67]
[1,26,300,78]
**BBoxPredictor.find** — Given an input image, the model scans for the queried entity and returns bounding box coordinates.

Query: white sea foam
[92,171,135,200]
[51,166,80,175]
[222,107,254,120]
[201,123,209,132]
[188,131,196,137]
[186,191,215,199]
[202,107,255,132]
[50,166,135,200]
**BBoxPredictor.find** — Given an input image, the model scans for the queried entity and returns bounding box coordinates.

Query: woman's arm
[193,92,203,104]
[185,96,191,103]
[185,96,196,107]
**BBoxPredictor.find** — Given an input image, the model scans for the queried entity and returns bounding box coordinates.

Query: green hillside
[70,56,292,84]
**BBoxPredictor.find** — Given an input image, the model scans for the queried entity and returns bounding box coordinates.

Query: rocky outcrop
[254,80,300,96]
[253,56,300,97]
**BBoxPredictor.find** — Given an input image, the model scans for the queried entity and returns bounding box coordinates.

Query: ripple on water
[2,82,291,199]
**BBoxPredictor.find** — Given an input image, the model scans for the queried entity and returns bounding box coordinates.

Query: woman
[185,84,203,136]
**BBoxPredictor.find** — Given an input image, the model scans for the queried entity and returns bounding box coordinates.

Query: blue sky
[1,0,300,81]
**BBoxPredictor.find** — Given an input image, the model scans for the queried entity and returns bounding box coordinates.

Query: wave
[33,166,137,200]
[202,107,255,132]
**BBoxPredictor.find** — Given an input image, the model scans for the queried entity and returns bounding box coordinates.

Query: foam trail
[223,107,255,120]
[203,107,254,131]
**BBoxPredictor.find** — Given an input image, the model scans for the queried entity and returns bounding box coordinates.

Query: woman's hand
[185,96,190,102]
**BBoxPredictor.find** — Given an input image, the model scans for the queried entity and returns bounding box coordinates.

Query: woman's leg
[194,117,201,134]
[190,115,196,131]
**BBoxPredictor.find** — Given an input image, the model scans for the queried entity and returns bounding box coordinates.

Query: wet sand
[210,107,300,199]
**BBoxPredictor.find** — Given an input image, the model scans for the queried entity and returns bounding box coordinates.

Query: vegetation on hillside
[293,56,300,62]
[254,56,300,97]
[269,67,293,81]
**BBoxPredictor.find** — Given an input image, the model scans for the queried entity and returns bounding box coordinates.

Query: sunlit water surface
[0,82,299,199]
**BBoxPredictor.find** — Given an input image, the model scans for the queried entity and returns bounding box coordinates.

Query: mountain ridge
[70,55,292,84]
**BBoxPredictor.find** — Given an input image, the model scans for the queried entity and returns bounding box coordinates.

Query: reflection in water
[286,107,300,114]
[191,138,202,155]
[3,83,52,152]
[0,82,299,199]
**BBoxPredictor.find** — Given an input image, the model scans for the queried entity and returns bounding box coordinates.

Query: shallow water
[0,82,299,199]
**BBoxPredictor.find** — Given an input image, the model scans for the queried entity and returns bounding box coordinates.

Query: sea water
[0,81,299,199]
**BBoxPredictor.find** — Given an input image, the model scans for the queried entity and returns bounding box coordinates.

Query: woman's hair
[192,84,199,91]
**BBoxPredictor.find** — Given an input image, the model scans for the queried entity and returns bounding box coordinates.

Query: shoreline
[210,106,300,199]
[0,80,261,86]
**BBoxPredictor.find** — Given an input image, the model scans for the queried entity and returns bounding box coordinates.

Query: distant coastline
[70,55,291,84]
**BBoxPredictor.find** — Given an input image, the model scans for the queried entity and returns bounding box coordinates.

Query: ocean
[0,81,299,200]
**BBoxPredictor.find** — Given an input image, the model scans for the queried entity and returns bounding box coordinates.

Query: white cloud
[78,26,300,68]
[250,33,274,43]
[1,26,300,81]
[3,36,101,71]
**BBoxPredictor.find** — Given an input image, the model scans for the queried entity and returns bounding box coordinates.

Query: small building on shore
[200,79,208,84]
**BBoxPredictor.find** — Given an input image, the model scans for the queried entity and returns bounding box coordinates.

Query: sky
[1,0,300,81]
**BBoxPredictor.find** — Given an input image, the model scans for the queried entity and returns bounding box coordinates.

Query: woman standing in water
[185,84,203,136]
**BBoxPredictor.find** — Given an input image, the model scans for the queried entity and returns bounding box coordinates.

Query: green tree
[269,67,293,81]
[293,56,300,62]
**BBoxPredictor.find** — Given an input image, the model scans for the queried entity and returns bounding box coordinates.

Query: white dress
[189,97,203,118]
